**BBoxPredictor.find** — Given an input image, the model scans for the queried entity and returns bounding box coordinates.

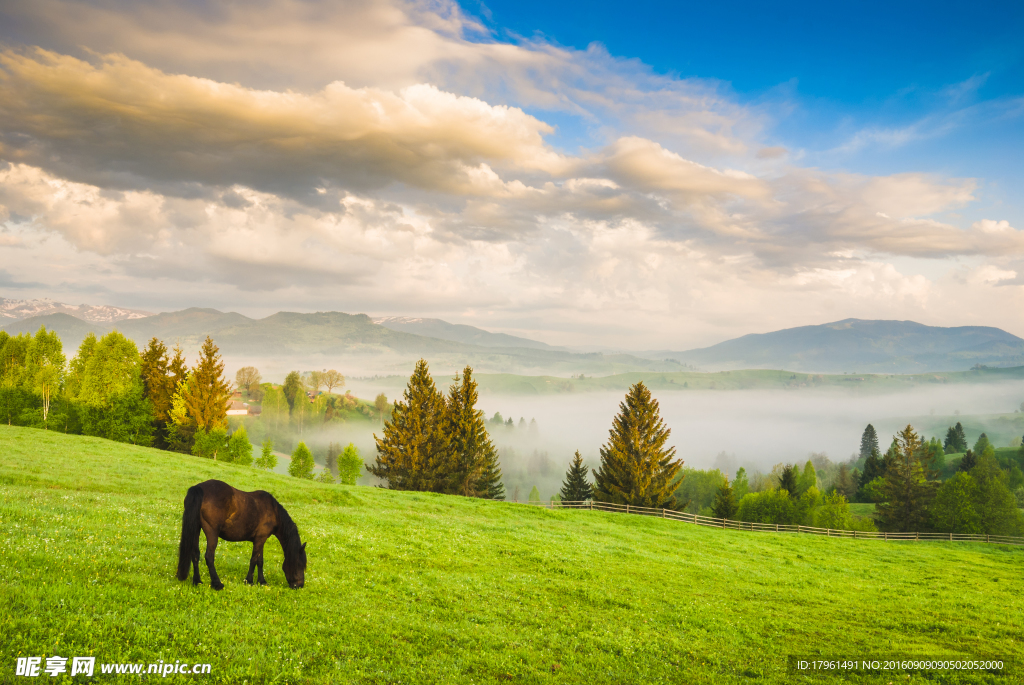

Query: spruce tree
[369,359,450,491]
[559,450,594,502]
[140,338,174,447]
[444,367,504,499]
[957,449,978,473]
[875,425,938,532]
[593,382,683,508]
[972,433,991,456]
[859,424,879,461]
[944,422,968,453]
[711,478,738,519]
[180,337,230,431]
[777,464,799,497]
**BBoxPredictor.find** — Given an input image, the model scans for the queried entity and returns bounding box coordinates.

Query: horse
[176,479,307,590]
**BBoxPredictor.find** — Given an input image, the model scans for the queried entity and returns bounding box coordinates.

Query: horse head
[283,541,307,589]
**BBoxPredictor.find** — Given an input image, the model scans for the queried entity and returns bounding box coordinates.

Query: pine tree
[444,367,504,499]
[289,442,315,479]
[875,425,938,532]
[777,464,799,497]
[369,359,450,491]
[711,478,738,519]
[944,422,968,453]
[559,450,594,502]
[593,382,683,508]
[859,424,879,461]
[140,338,175,447]
[972,433,991,456]
[957,449,978,473]
[180,337,230,432]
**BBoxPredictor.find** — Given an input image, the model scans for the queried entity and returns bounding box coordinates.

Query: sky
[0,0,1023,350]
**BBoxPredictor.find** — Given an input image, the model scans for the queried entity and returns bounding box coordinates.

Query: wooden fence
[519,499,1024,546]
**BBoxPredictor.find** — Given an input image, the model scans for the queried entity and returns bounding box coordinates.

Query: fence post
[916,531,919,541]
[987,534,990,543]
[826,529,830,537]
[589,500,593,511]
[884,531,888,541]
[775,524,779,532]
[950,533,952,542]
[626,504,630,514]
[662,508,665,519]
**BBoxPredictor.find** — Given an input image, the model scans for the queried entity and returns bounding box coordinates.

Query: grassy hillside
[2,427,1022,684]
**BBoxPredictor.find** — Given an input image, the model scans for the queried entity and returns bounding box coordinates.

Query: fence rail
[520,500,1024,546]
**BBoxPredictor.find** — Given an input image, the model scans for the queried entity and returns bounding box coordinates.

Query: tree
[796,460,817,495]
[235,366,262,395]
[858,449,884,501]
[227,425,253,466]
[972,433,991,456]
[305,370,324,396]
[443,367,504,499]
[292,390,311,436]
[322,370,345,394]
[859,424,879,461]
[732,467,749,501]
[832,463,857,500]
[282,371,303,411]
[289,442,315,479]
[970,452,1023,536]
[74,331,153,445]
[315,470,335,484]
[931,472,980,534]
[777,464,799,497]
[140,338,175,446]
[179,337,230,432]
[560,450,594,502]
[192,427,228,460]
[25,326,65,429]
[369,359,450,491]
[261,386,287,431]
[255,440,277,470]
[528,485,541,504]
[593,382,683,508]
[674,468,727,514]
[923,438,945,476]
[710,478,738,519]
[944,423,968,454]
[326,442,339,478]
[374,393,389,425]
[338,443,363,485]
[957,449,978,473]
[815,491,851,530]
[875,425,937,532]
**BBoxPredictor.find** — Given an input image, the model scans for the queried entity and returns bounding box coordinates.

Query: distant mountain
[0,297,152,323]
[2,308,679,378]
[655,319,1024,373]
[373,316,560,351]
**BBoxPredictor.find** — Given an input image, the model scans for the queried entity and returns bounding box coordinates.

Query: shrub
[736,489,794,525]
[289,442,315,480]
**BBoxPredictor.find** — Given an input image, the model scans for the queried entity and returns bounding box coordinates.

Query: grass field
[1,426,1022,684]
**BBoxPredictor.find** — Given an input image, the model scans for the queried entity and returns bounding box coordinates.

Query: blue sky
[0,0,1023,347]
[464,0,1024,223]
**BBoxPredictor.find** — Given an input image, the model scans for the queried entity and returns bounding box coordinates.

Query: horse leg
[244,537,265,585]
[253,537,269,585]
[202,525,224,591]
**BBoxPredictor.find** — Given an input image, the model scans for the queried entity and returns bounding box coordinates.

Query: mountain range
[3,300,1023,377]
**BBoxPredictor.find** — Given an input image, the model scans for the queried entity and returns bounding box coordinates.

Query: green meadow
[1,426,1021,684]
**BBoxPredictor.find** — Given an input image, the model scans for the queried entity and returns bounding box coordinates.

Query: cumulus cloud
[1,0,1023,347]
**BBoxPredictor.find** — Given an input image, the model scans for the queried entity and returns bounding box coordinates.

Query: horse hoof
[243,579,253,586]
[212,583,224,591]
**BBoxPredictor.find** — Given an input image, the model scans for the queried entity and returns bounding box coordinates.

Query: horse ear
[302,542,307,550]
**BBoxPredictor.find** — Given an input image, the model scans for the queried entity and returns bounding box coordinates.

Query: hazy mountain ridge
[0,297,152,323]
[654,319,1024,373]
[373,316,562,351]
[1,308,681,377]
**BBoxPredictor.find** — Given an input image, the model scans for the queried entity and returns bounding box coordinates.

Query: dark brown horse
[176,480,307,590]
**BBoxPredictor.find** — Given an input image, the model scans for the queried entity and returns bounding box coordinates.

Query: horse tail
[176,485,204,580]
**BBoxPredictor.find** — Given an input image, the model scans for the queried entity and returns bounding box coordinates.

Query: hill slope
[1,426,1021,684]
[658,318,1024,373]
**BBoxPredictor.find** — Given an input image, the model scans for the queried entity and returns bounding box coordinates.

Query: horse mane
[274,499,306,570]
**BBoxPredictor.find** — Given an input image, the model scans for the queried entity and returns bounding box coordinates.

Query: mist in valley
[276,374,1024,502]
